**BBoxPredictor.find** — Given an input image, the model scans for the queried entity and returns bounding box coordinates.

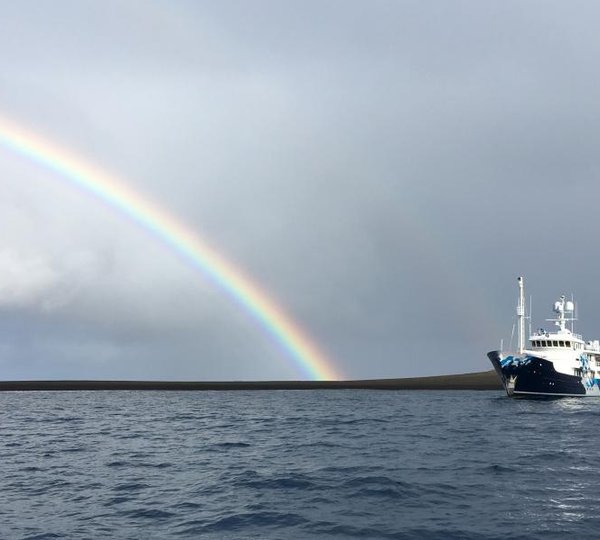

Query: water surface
[2,390,598,539]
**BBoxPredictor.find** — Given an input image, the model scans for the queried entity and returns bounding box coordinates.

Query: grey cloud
[1,1,600,379]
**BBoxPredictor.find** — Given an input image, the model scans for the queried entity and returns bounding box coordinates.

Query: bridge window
[559,341,565,347]
[552,340,558,347]
[566,341,571,348]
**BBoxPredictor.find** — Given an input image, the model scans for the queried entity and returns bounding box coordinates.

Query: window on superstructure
[559,341,565,347]
[566,341,571,348]
[552,340,558,347]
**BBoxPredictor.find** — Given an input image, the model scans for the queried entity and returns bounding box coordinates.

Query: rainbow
[0,115,340,380]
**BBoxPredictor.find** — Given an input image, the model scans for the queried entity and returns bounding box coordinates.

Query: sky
[1,1,600,381]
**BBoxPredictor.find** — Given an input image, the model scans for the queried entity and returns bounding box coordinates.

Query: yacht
[488,277,600,397]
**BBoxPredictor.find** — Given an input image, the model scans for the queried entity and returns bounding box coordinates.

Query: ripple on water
[1,390,600,539]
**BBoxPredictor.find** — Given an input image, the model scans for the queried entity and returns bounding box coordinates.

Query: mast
[517,276,525,354]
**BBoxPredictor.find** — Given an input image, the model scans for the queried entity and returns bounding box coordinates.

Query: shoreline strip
[0,370,501,391]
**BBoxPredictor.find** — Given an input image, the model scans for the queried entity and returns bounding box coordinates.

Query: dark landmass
[0,370,501,391]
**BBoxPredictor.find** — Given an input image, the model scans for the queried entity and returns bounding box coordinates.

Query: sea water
[1,390,599,539]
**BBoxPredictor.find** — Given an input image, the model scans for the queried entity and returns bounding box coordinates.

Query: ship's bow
[487,350,513,396]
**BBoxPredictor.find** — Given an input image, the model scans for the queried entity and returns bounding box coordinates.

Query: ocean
[2,389,599,539]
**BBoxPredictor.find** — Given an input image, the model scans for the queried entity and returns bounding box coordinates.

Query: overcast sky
[1,1,600,380]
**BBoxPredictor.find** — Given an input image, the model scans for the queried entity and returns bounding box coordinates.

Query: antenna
[529,294,533,339]
[517,277,525,354]
[509,322,516,352]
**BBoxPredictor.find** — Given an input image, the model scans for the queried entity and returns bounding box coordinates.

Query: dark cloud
[1,1,600,379]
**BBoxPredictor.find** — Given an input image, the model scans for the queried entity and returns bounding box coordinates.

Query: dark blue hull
[487,351,587,397]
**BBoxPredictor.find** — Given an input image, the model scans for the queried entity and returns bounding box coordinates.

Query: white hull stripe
[513,390,594,398]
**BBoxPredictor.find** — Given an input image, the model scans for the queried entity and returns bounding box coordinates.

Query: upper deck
[528,330,600,353]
